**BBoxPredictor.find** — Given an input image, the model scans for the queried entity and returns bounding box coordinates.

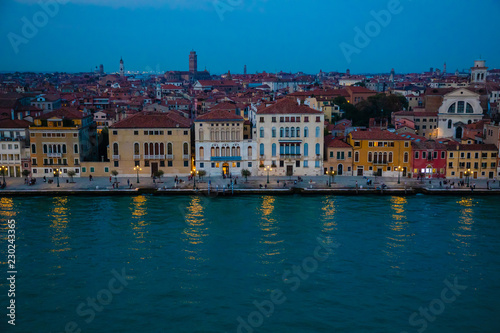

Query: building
[0,118,31,177]
[30,94,61,111]
[194,109,256,177]
[164,51,211,82]
[392,110,438,138]
[29,108,96,178]
[120,57,124,76]
[409,138,447,179]
[324,135,353,176]
[483,122,500,177]
[305,97,341,123]
[108,111,191,177]
[471,59,487,84]
[446,144,497,179]
[255,98,324,176]
[346,129,412,177]
[437,88,484,139]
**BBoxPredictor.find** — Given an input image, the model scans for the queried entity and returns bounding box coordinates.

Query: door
[377,168,383,177]
[403,167,407,177]
[337,164,343,176]
[286,165,293,176]
[489,172,494,179]
[473,172,478,179]
[459,172,463,178]
[357,166,363,176]
[222,163,229,176]
[151,162,158,176]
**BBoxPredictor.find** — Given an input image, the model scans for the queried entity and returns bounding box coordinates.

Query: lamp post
[327,171,332,187]
[397,166,401,184]
[466,168,471,187]
[191,169,198,189]
[332,170,336,184]
[266,166,272,184]
[0,166,6,186]
[134,166,141,183]
[53,168,60,187]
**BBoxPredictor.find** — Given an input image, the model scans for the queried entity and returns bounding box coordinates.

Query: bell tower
[119,57,124,76]
[471,59,487,83]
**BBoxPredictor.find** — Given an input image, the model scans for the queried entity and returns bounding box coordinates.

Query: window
[167,131,172,135]
[167,143,173,155]
[466,103,473,113]
[259,127,264,138]
[354,141,360,147]
[272,127,276,137]
[280,127,284,137]
[272,143,276,157]
[337,151,344,160]
[113,143,119,156]
[259,143,264,156]
[441,151,445,159]
[304,127,309,137]
[448,162,453,169]
[291,127,295,137]
[134,131,138,135]
[304,116,309,122]
[447,103,456,113]
[90,167,95,173]
[315,143,320,155]
[31,144,36,154]
[285,127,289,137]
[415,151,419,159]
[457,101,464,113]
[74,144,79,154]
[315,160,320,168]
[316,116,321,122]
[354,152,359,162]
[304,143,309,157]
[183,143,189,155]
[260,117,264,123]
[368,152,372,162]
[248,162,252,168]
[272,117,276,123]
[184,131,188,135]
[112,130,117,135]
[184,161,188,167]
[82,167,86,173]
[296,127,300,137]
[404,152,409,163]
[248,146,252,157]
[303,160,308,167]
[422,152,426,159]
[315,127,320,138]
[388,152,393,163]
[448,120,452,129]
[114,161,119,167]
[404,142,409,148]
[330,151,334,158]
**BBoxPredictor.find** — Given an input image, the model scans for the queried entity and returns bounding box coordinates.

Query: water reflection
[0,197,15,219]
[384,197,411,273]
[49,197,70,253]
[129,195,149,241]
[450,198,477,260]
[256,196,284,273]
[320,197,338,241]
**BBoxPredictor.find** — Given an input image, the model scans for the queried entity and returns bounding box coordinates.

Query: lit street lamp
[326,170,335,187]
[53,168,61,187]
[396,166,401,184]
[134,166,142,183]
[465,168,471,187]
[191,169,198,189]
[265,165,272,184]
[0,166,7,186]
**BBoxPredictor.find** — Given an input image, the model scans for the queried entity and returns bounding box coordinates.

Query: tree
[154,170,164,181]
[22,169,30,178]
[198,170,206,180]
[67,170,76,183]
[111,170,119,182]
[241,169,251,182]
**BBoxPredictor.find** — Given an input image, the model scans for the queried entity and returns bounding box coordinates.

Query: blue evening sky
[0,0,499,74]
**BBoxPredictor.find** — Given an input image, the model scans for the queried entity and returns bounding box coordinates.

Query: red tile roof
[350,129,408,140]
[195,109,244,122]
[446,144,497,151]
[256,98,322,115]
[0,118,31,129]
[38,108,86,120]
[325,135,351,148]
[111,111,190,129]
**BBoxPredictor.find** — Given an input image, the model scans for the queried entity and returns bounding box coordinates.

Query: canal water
[0,195,499,333]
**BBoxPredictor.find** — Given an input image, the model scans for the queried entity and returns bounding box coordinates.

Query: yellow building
[346,129,412,177]
[29,108,96,178]
[446,144,497,179]
[306,97,341,123]
[108,111,192,178]
[324,135,353,176]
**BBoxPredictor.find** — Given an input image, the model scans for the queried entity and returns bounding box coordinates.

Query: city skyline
[1,0,499,74]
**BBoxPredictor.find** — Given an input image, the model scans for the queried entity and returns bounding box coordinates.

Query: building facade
[324,135,353,176]
[446,144,497,179]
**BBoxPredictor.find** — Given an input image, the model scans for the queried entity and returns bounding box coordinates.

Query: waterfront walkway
[1,175,500,196]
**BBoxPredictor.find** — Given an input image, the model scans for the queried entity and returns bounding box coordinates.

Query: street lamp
[332,170,336,184]
[397,166,401,184]
[0,166,7,186]
[465,168,471,187]
[191,169,198,189]
[134,166,142,183]
[265,166,272,184]
[53,168,60,187]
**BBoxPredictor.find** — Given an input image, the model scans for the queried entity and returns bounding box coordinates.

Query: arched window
[248,146,252,157]
[304,127,309,137]
[285,145,290,154]
[383,152,387,163]
[457,101,464,113]
[291,127,295,137]
[160,143,164,155]
[368,152,372,162]
[315,143,320,155]
[280,145,284,155]
[113,143,119,155]
[134,143,139,155]
[43,144,47,154]
[144,143,149,155]
[231,147,236,156]
[403,152,409,163]
[285,127,289,137]
[221,131,225,141]
[216,147,220,156]
[236,147,240,156]
[211,147,215,157]
[304,143,309,156]
[183,142,189,155]
[272,127,276,138]
[378,152,383,163]
[199,147,204,158]
[259,143,264,156]
[221,147,226,157]
[466,103,473,113]
[154,142,159,155]
[62,144,66,154]
[260,127,264,138]
[296,145,300,155]
[354,151,359,162]
[74,144,78,154]
[315,126,320,138]
[199,129,204,141]
[280,127,284,138]
[296,127,300,137]
[389,152,393,163]
[272,143,276,157]
[167,143,173,155]
[447,119,452,129]
[447,103,456,113]
[149,143,154,156]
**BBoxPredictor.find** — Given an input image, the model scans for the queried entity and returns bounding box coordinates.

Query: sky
[0,0,499,74]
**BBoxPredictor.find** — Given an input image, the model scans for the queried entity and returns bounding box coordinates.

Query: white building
[255,98,324,176]
[195,109,257,177]
[471,59,487,84]
[437,88,484,139]
[0,119,31,177]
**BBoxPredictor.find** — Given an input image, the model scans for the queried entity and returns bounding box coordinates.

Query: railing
[182,154,189,160]
[210,156,242,161]
[0,160,20,164]
[280,154,301,159]
[144,155,164,160]
[112,155,120,160]
[166,154,174,160]
[133,154,141,160]
[47,153,62,158]
[372,160,388,165]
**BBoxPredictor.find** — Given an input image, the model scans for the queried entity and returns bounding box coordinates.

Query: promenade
[1,174,500,196]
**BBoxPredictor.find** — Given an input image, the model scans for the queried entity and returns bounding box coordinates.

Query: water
[1,195,500,333]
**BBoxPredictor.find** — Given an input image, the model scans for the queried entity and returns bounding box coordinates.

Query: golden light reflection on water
[129,195,150,243]
[49,197,70,253]
[256,196,284,269]
[450,198,477,258]
[320,197,338,235]
[384,197,412,271]
[0,197,15,219]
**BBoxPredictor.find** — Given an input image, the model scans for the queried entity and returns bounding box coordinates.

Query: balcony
[47,153,62,158]
[182,154,189,160]
[280,154,301,160]
[166,154,174,160]
[133,154,141,160]
[211,156,242,161]
[372,160,388,165]
[144,154,164,160]
[112,155,120,160]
